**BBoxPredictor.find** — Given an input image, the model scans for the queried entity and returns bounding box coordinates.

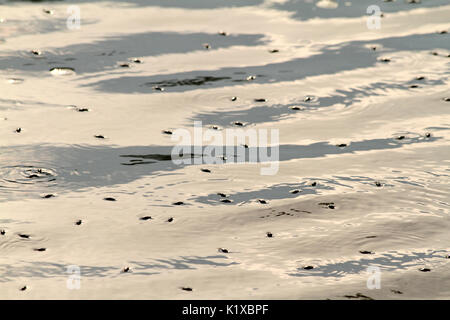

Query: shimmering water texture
[0,0,449,299]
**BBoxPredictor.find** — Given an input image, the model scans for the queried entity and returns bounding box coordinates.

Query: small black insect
[254,98,266,102]
[336,143,347,148]
[268,49,279,53]
[201,168,211,173]
[122,267,130,273]
[258,199,268,204]
[344,293,373,300]
[359,250,374,255]
[181,287,193,291]
[218,248,229,253]
[103,197,116,201]
[0,229,5,235]
[18,234,30,239]
[311,182,317,187]
[75,220,82,226]
[94,134,105,139]
[391,289,403,294]
[15,128,22,133]
[42,194,55,199]
[396,135,405,140]
[419,267,431,272]
[162,130,173,135]
[20,286,27,291]
[140,216,152,221]
[266,232,273,238]
[290,189,301,194]
[231,96,237,101]
[173,201,184,205]
[375,181,382,187]
[167,217,174,222]
[303,266,314,270]
[233,121,244,127]
[34,248,46,252]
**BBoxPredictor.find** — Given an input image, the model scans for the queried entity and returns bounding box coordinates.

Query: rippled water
[0,0,449,299]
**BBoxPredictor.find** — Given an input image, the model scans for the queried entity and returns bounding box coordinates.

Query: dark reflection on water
[0,134,438,201]
[0,32,265,75]
[144,76,231,88]
[193,181,335,205]
[4,0,447,12]
[191,175,398,205]
[2,0,264,8]
[192,104,297,127]
[0,261,116,282]
[289,250,448,278]
[120,154,173,161]
[130,255,238,272]
[124,0,264,8]
[89,32,450,93]
[0,250,445,281]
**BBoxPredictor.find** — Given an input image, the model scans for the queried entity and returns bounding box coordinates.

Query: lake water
[0,0,449,299]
